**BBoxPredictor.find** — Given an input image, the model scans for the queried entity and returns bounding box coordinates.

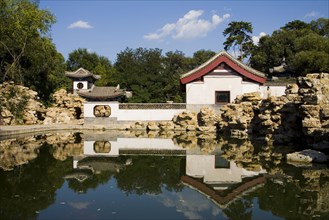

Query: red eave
[180,55,266,85]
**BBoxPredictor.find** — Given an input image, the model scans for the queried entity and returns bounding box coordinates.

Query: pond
[0,130,328,220]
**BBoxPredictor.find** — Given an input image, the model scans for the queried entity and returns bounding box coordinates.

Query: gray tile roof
[78,86,125,100]
[65,68,101,80]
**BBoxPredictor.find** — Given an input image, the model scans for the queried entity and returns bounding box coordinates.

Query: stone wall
[216,73,329,147]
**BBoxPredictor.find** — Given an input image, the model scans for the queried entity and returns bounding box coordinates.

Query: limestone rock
[130,122,146,130]
[94,105,111,117]
[147,121,160,131]
[158,121,174,130]
[287,149,328,163]
[172,111,197,130]
[285,83,299,94]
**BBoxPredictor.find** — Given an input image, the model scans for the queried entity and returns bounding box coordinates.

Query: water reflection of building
[66,136,186,182]
[65,135,266,209]
[183,154,267,208]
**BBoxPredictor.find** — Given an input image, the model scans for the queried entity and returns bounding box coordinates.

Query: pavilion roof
[65,68,101,80]
[77,86,125,100]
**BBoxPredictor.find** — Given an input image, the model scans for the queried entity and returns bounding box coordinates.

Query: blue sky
[40,0,329,62]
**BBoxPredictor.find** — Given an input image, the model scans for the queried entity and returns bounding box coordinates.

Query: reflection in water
[0,131,329,219]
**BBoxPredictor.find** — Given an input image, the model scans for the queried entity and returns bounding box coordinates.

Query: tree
[114,47,187,103]
[66,48,117,86]
[114,47,164,103]
[310,18,329,37]
[250,18,329,76]
[223,21,254,61]
[162,50,189,102]
[0,0,67,102]
[188,49,216,69]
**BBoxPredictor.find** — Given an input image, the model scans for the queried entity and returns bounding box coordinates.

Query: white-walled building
[180,51,285,111]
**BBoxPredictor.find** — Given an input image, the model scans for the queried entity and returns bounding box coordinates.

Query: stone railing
[119,103,186,110]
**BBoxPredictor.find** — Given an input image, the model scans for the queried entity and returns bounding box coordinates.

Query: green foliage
[223,21,254,61]
[66,48,116,86]
[250,18,329,76]
[0,0,67,102]
[115,156,184,195]
[187,49,216,69]
[114,47,190,103]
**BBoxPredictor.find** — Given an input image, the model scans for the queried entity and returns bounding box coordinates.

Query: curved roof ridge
[65,67,101,80]
[180,50,266,84]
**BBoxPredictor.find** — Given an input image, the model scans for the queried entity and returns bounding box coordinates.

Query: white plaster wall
[185,75,287,104]
[73,81,88,90]
[186,75,243,104]
[242,81,261,94]
[186,155,265,184]
[83,138,183,157]
[84,102,185,121]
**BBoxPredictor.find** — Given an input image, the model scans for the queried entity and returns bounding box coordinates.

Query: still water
[0,130,328,219]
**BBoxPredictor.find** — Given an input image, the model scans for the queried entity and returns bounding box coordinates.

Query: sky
[39,0,329,62]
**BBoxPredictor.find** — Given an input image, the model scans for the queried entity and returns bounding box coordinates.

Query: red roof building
[180,51,267,108]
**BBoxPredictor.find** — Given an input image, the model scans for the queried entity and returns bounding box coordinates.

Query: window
[215,155,230,168]
[77,82,84,89]
[215,91,230,104]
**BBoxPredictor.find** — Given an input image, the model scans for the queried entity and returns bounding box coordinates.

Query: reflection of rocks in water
[0,137,42,171]
[48,133,83,161]
[93,141,111,153]
[220,138,256,165]
[262,167,329,218]
[158,130,175,138]
[45,132,77,144]
[198,133,218,153]
[172,132,198,149]
[302,169,329,214]
[52,143,83,161]
[147,130,159,138]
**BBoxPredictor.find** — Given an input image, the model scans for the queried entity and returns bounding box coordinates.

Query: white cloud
[144,10,230,41]
[67,201,90,210]
[68,20,93,29]
[252,32,267,45]
[304,11,320,18]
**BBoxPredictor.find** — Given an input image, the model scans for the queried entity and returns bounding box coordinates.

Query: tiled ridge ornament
[93,105,111,117]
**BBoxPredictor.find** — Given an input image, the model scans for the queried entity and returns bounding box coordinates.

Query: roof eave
[180,51,266,85]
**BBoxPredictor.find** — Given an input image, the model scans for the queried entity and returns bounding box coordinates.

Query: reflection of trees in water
[65,156,185,196]
[223,199,253,220]
[115,156,185,195]
[0,144,71,220]
[66,157,125,193]
[1,131,329,220]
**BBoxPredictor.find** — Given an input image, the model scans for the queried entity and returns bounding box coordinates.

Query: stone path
[0,124,84,137]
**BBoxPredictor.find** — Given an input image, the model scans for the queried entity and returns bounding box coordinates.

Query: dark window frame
[215,91,230,104]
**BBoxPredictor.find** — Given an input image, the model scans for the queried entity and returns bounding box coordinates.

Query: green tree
[162,50,189,102]
[188,49,216,69]
[310,17,329,37]
[114,47,163,102]
[114,47,186,103]
[250,18,329,76]
[66,48,117,86]
[0,0,67,102]
[223,21,254,61]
